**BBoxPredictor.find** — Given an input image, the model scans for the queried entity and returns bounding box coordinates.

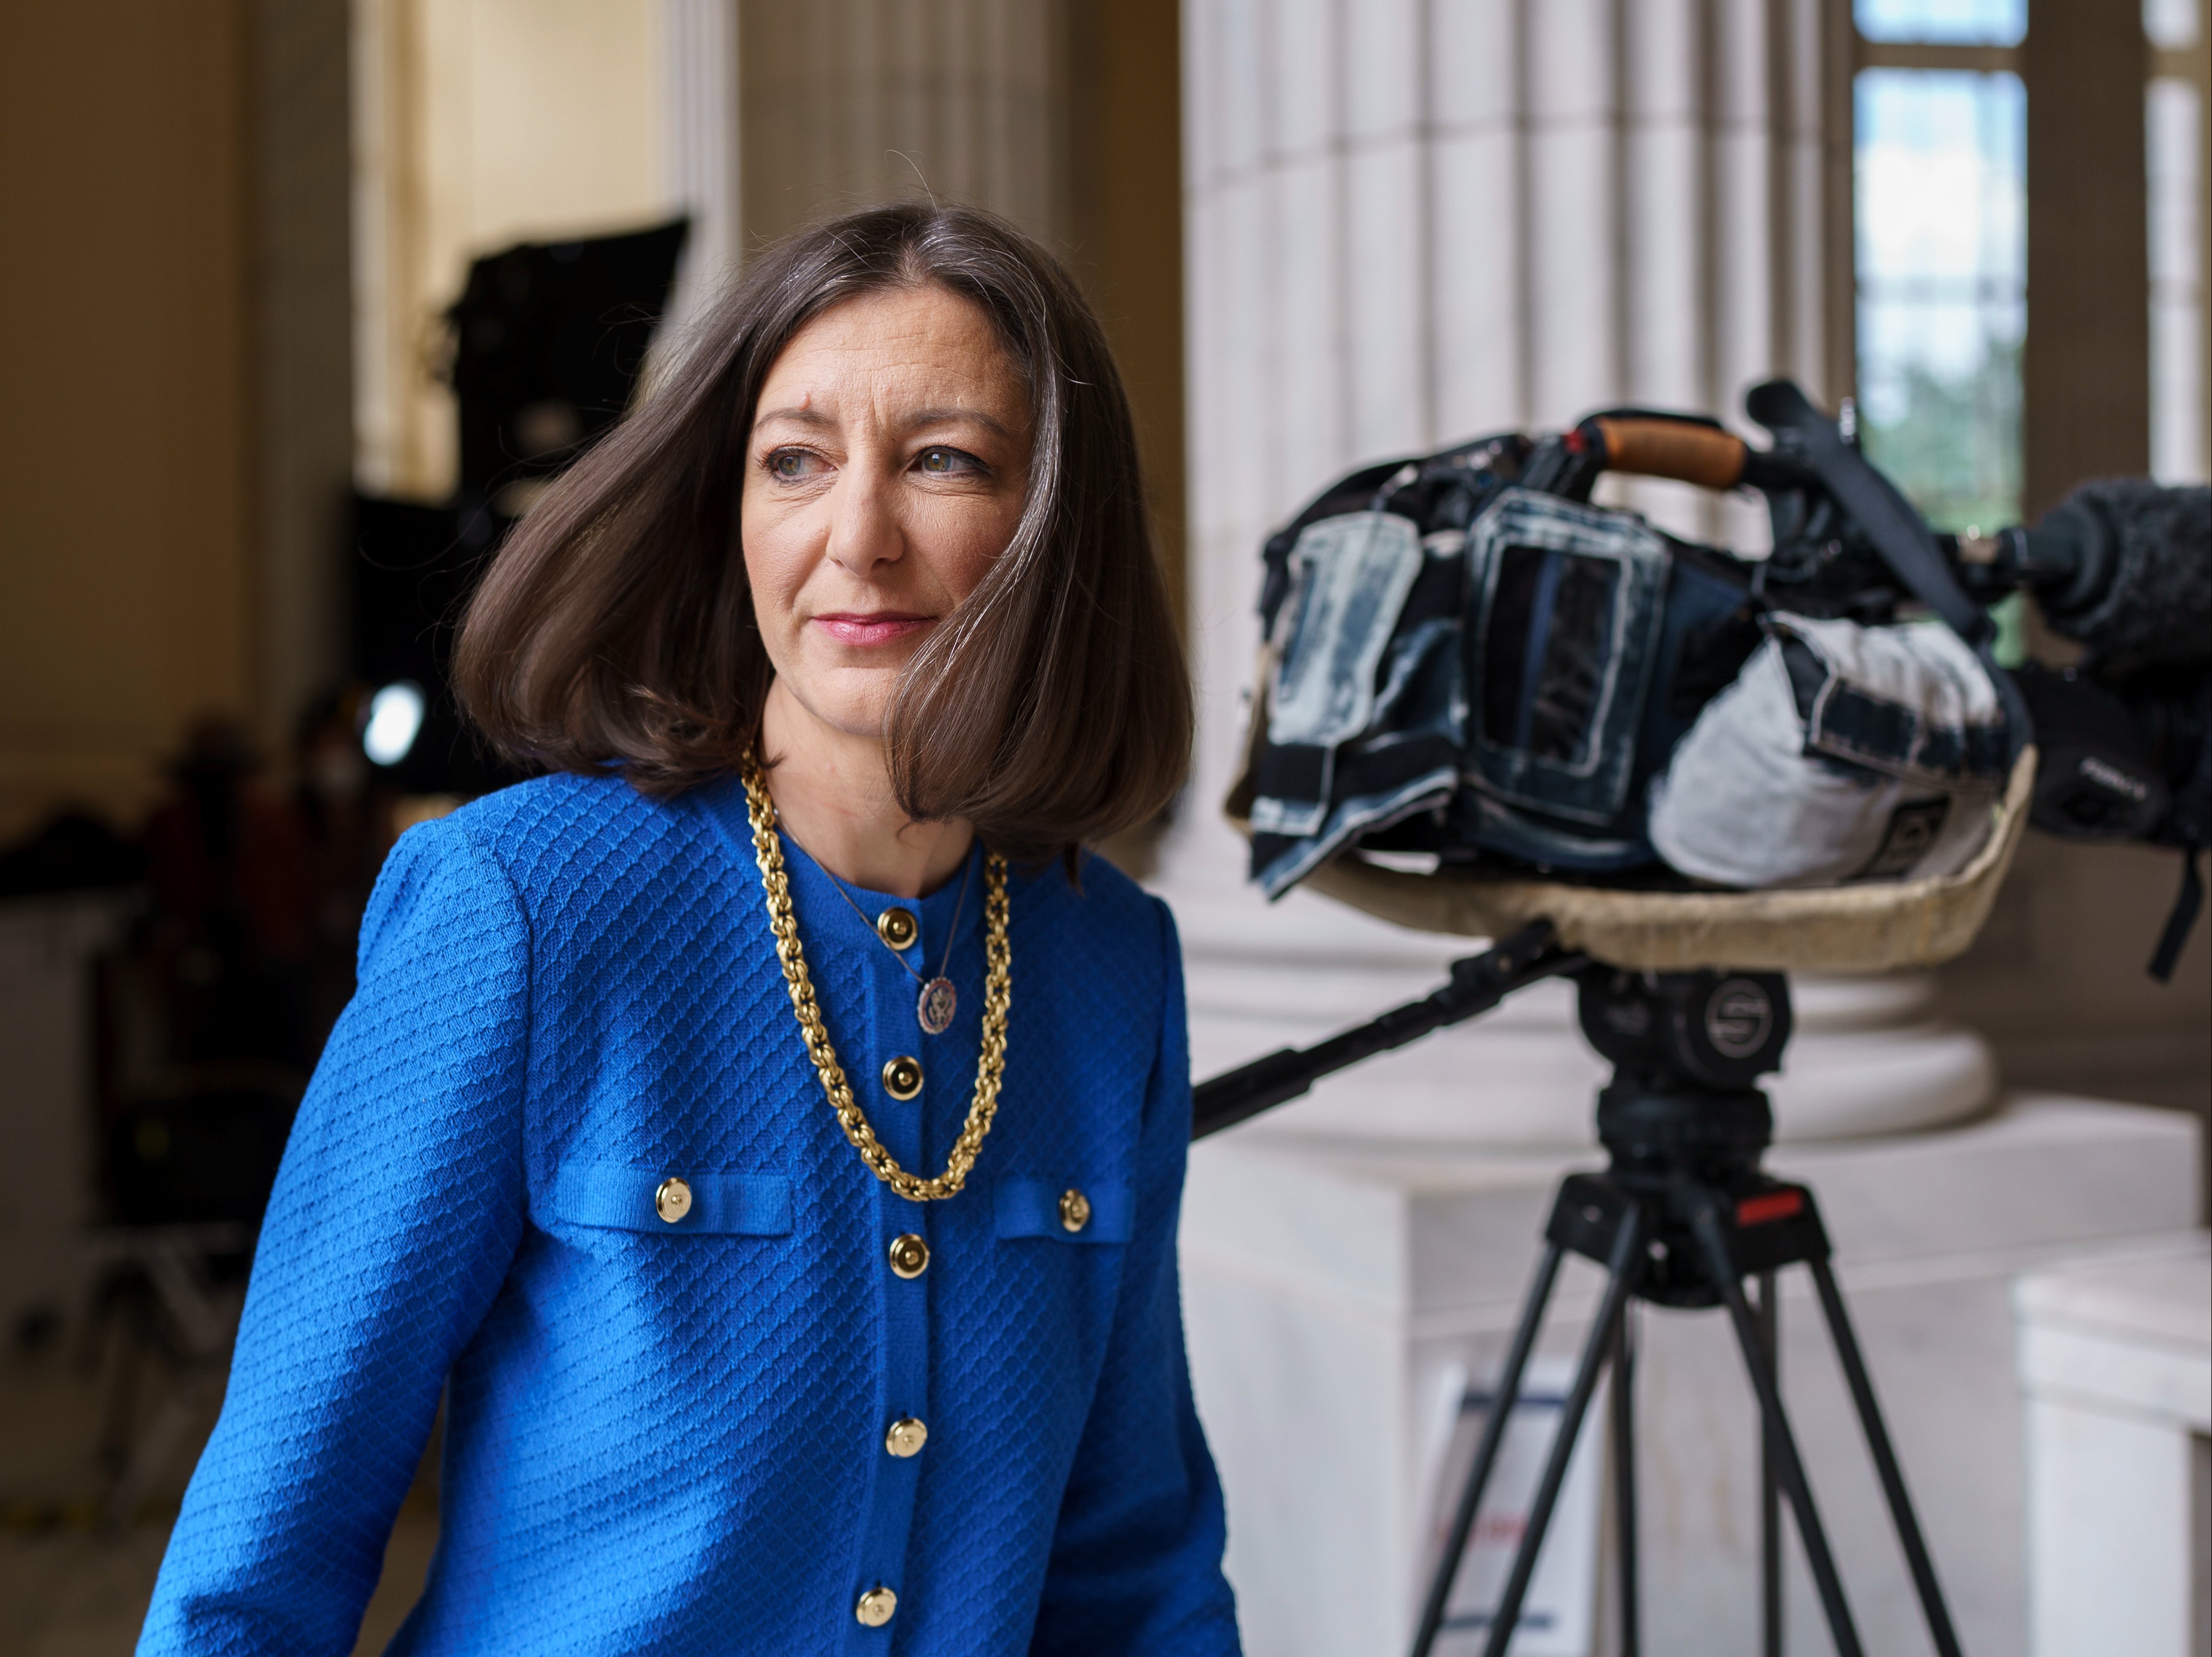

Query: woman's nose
[824,463,905,577]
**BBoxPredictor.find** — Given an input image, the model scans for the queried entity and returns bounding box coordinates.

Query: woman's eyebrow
[752,405,834,432]
[899,405,1014,439]
[751,404,1013,440]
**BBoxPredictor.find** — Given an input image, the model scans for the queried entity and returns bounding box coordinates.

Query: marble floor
[0,1336,436,1656]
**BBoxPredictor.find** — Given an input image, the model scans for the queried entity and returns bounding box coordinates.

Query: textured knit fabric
[137,772,1240,1656]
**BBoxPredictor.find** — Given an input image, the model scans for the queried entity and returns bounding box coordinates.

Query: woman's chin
[767,680,895,747]
[821,710,892,744]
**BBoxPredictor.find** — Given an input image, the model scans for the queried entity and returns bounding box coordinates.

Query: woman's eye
[916,447,984,476]
[766,449,821,481]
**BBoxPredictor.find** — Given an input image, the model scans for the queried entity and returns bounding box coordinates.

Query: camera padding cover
[1648,616,2009,889]
[1228,658,2036,971]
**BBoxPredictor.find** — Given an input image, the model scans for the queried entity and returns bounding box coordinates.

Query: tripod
[1192,924,1967,1657]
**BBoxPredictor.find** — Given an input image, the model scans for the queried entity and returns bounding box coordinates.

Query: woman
[140,205,1240,1655]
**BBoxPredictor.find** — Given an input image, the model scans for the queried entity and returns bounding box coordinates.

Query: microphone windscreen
[2037,480,2210,671]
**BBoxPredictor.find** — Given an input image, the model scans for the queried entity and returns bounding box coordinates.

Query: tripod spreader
[1190,920,1586,1141]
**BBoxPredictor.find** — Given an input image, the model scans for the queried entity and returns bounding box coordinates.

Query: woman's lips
[811,612,935,647]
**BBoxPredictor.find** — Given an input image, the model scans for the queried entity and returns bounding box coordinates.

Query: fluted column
[250,0,353,739]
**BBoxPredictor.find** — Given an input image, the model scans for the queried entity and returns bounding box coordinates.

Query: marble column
[2013,1235,2211,1657]
[678,0,1193,657]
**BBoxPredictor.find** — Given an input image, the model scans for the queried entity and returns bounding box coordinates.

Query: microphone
[1958,480,2211,672]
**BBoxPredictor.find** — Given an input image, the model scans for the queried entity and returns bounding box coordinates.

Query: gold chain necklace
[739,752,1011,1202]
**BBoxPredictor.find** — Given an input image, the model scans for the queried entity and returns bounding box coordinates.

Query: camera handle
[1190,921,1585,1141]
[1575,412,1757,492]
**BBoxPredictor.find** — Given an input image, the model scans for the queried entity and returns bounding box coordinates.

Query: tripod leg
[1758,1273,1782,1657]
[1477,1206,1648,1657]
[1409,1243,1566,1657]
[1611,1303,1640,1657]
[1686,1205,1867,1657]
[1807,1256,1966,1657]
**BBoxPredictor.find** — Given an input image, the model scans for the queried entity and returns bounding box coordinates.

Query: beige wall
[353,0,669,499]
[0,3,255,841]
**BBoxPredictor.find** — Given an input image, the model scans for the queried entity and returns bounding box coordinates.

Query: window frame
[1833,2,2211,494]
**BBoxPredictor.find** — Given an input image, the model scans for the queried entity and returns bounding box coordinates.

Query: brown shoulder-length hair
[454,202,1190,864]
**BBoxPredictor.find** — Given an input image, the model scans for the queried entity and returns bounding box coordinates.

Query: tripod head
[1576,968,1792,1184]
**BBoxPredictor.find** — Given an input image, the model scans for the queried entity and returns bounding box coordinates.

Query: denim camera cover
[1268,512,1425,750]
[1242,481,1769,894]
[1463,489,1673,828]
[1249,514,1466,890]
[1250,510,1429,845]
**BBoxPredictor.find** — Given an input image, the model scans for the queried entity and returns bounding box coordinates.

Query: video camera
[1238,378,2210,976]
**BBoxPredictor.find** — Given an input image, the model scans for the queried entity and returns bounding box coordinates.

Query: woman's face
[742,283,1034,743]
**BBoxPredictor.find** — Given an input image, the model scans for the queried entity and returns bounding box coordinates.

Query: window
[1850,1,2210,530]
[1856,0,2025,48]
[1851,1,2027,531]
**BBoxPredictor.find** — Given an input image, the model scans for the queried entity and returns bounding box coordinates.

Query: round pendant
[917,977,957,1035]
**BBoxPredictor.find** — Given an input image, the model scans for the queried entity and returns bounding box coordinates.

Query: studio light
[362,681,425,767]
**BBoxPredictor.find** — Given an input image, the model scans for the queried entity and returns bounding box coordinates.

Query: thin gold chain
[739,752,1010,1202]
[818,844,974,994]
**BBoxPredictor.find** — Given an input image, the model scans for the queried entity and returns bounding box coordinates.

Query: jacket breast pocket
[545,1163,793,1236]
[994,1177,1133,1246]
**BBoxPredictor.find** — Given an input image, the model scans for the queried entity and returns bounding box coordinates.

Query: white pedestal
[1179,1094,2203,1657]
[2014,1235,2211,1657]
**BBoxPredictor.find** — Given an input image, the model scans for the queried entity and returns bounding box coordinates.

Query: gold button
[855,1585,898,1627]
[888,1233,930,1279]
[881,1055,923,1101]
[1059,1188,1092,1234]
[884,1416,928,1459]
[654,1177,693,1223]
[876,907,918,950]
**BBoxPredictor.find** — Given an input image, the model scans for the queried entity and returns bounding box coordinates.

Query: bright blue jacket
[138,773,1240,1655]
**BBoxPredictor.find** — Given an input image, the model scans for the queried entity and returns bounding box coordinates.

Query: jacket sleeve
[138,817,532,1657]
[1029,899,1242,1655]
